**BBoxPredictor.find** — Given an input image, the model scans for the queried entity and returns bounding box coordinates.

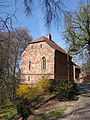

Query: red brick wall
[54,50,73,80]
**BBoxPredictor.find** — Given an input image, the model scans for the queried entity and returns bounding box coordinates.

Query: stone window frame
[42,57,46,70]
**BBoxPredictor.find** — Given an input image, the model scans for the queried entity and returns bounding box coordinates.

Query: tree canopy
[63,1,90,55]
[0,27,32,105]
[82,57,90,74]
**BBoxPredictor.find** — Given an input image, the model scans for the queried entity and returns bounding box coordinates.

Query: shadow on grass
[33,105,68,120]
[34,95,56,110]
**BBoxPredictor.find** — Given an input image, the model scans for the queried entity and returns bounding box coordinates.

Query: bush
[14,97,32,120]
[38,77,50,92]
[16,85,40,119]
[15,77,50,119]
[16,77,50,99]
[49,79,77,100]
[85,78,90,83]
[49,79,61,93]
[16,84,39,100]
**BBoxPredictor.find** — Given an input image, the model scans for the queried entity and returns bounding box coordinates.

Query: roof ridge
[30,36,66,54]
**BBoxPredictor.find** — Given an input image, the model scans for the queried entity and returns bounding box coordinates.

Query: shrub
[49,79,77,100]
[16,84,39,100]
[49,79,61,93]
[16,77,50,100]
[14,97,32,120]
[85,78,90,83]
[38,77,50,92]
[16,84,39,119]
[15,77,50,119]
[16,85,30,96]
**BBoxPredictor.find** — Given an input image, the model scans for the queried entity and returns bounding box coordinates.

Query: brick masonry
[21,36,79,84]
[55,50,73,79]
[21,41,55,84]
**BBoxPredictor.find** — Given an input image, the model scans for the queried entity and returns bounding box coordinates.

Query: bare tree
[24,0,65,28]
[0,27,32,104]
[0,0,65,28]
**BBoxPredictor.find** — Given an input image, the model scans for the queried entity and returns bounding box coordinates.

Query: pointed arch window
[42,57,46,70]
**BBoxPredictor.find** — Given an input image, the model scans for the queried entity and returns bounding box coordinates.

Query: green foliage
[49,79,77,100]
[14,97,32,120]
[85,78,90,83]
[31,96,44,109]
[33,105,68,120]
[49,79,62,92]
[15,77,50,119]
[16,77,50,99]
[16,85,39,119]
[0,103,17,120]
[38,77,50,92]
[15,78,77,119]
[63,1,90,54]
[82,57,90,74]
[16,84,39,100]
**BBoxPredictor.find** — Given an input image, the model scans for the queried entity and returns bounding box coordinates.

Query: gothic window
[29,61,31,71]
[42,57,46,70]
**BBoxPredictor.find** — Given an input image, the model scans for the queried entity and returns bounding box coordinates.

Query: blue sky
[2,0,81,64]
[4,0,86,65]
[13,0,78,51]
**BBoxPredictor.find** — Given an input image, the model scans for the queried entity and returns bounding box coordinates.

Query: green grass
[0,103,17,120]
[85,78,90,83]
[33,105,68,120]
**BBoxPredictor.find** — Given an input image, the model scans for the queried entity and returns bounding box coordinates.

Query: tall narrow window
[40,44,42,48]
[42,57,46,70]
[28,76,30,81]
[29,61,31,71]
[31,45,33,49]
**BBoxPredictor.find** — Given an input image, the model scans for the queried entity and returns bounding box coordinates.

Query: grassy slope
[85,78,90,83]
[28,93,69,120]
[0,93,78,120]
[0,103,17,120]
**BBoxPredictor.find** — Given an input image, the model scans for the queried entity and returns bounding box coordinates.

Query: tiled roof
[30,36,66,54]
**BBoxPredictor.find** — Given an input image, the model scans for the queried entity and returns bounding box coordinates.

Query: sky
[12,0,78,50]
[1,0,83,65]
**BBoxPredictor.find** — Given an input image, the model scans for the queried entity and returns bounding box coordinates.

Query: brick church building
[21,33,81,84]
